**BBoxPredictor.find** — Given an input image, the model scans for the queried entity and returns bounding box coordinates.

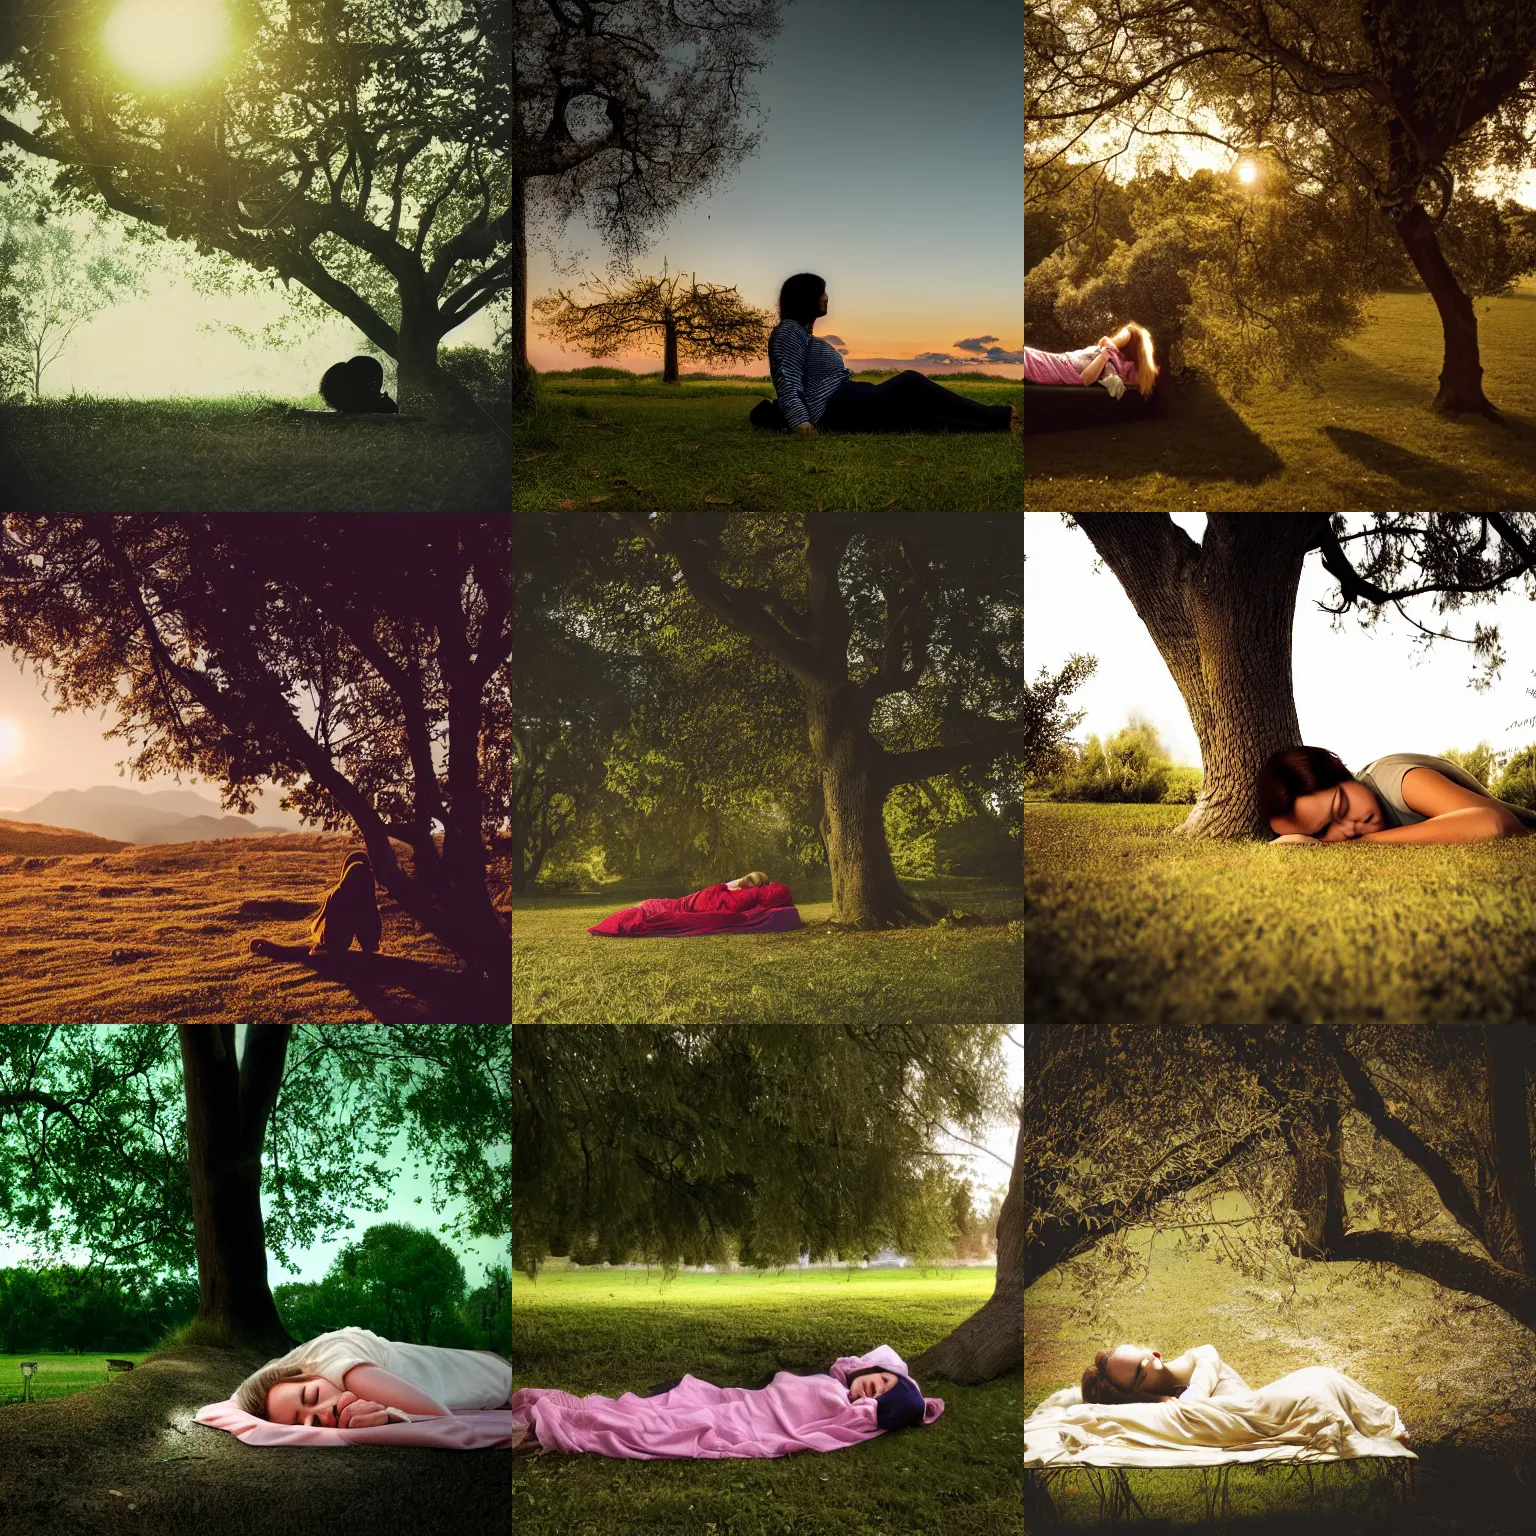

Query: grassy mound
[0,818,126,855]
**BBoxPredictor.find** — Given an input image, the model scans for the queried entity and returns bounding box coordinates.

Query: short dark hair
[1255,746,1353,826]
[778,272,825,326]
[1080,1350,1173,1406]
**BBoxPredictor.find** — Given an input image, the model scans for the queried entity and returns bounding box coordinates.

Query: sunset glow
[104,0,233,87]
[1237,160,1258,184]
[0,720,20,764]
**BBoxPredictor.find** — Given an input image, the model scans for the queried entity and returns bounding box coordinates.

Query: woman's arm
[1078,348,1109,385]
[342,1363,450,1417]
[1359,806,1526,844]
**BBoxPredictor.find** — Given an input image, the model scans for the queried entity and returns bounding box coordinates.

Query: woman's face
[848,1370,899,1401]
[818,290,829,317]
[266,1374,350,1426]
[1269,779,1381,841]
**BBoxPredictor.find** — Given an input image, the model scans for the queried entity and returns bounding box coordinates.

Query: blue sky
[528,0,1023,373]
[1025,514,1536,771]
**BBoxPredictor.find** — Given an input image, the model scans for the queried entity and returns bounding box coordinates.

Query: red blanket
[589,882,801,937]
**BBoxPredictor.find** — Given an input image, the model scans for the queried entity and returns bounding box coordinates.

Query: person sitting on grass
[1023,322,1160,400]
[1259,746,1536,845]
[249,851,382,960]
[768,272,1019,435]
[319,355,400,414]
[234,1325,513,1426]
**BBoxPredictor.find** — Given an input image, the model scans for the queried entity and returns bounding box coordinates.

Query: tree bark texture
[1075,515,1328,839]
[397,294,486,425]
[177,1025,297,1353]
[1394,204,1497,418]
[663,316,680,383]
[1483,1026,1536,1277]
[909,1111,1022,1384]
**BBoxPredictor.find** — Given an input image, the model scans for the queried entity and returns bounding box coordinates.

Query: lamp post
[20,1361,38,1403]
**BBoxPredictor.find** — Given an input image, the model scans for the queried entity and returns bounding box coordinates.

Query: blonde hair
[1111,322,1159,399]
[741,870,769,887]
[234,1361,311,1420]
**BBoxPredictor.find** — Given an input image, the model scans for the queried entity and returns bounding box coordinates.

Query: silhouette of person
[248,852,382,961]
[319,355,400,414]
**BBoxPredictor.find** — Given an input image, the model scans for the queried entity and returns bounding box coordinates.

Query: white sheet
[1026,1368,1417,1468]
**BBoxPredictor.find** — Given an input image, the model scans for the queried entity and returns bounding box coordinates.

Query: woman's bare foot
[1010,404,1022,431]
[512,1417,540,1454]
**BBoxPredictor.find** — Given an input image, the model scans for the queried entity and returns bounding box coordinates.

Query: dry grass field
[0,833,496,1023]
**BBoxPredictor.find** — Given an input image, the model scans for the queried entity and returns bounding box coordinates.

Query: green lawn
[1,398,510,511]
[1024,802,1536,1024]
[512,875,1023,1024]
[1027,1207,1536,1532]
[1025,282,1536,511]
[0,1351,151,1407]
[512,1263,1020,1536]
[513,372,1023,512]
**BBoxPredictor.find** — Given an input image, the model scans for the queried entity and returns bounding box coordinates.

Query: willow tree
[1028,0,1536,415]
[0,0,510,422]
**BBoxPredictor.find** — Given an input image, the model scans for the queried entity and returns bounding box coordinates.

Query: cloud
[823,333,849,356]
[954,336,1001,351]
[914,347,1025,365]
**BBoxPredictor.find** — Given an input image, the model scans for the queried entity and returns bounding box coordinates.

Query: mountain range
[13,786,289,846]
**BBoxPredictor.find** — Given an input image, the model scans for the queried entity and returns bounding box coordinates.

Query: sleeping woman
[588,870,803,938]
[1259,747,1536,845]
[234,1326,513,1426]
[1024,322,1160,399]
[512,1345,943,1459]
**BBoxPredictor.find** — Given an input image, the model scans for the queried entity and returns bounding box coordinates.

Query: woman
[249,851,382,961]
[234,1325,513,1425]
[1259,747,1535,845]
[319,355,399,414]
[588,871,802,937]
[512,1344,943,1458]
[767,272,1018,435]
[1023,322,1160,399]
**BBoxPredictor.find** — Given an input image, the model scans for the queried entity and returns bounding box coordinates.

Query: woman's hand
[1271,833,1321,845]
[1098,335,1113,350]
[337,1396,390,1429]
[794,422,817,438]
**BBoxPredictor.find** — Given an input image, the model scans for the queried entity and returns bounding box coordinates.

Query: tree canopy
[0,0,511,420]
[0,514,511,996]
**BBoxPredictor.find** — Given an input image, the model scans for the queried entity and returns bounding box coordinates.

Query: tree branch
[881,727,1025,790]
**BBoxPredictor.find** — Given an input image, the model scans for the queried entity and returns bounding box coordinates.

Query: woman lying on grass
[1023,322,1160,400]
[769,272,1019,435]
[588,869,803,937]
[1260,747,1536,845]
[235,1326,513,1426]
[512,1345,942,1459]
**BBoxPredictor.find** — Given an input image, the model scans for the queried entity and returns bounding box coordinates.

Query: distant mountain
[17,787,287,846]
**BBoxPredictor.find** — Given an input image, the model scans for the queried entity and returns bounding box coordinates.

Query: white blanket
[1026,1368,1416,1468]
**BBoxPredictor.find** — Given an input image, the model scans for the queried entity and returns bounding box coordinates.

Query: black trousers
[818,370,1013,434]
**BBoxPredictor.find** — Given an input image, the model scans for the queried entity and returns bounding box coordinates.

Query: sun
[1237,160,1259,185]
[103,0,233,88]
[0,719,21,764]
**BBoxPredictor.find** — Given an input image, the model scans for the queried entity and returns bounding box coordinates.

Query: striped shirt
[768,320,852,428]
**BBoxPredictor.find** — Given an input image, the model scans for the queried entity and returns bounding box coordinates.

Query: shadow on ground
[1025,371,1285,485]
[0,1345,509,1536]
[248,943,506,1023]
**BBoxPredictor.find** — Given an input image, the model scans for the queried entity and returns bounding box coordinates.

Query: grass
[0,1353,152,1407]
[513,373,1023,511]
[1024,802,1536,1024]
[1025,280,1536,511]
[511,874,1023,1024]
[512,1263,1020,1536]
[0,833,494,1023]
[1027,1205,1536,1532]
[0,397,510,511]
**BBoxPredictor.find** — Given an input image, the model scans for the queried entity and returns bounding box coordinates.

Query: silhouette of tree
[0,1,509,422]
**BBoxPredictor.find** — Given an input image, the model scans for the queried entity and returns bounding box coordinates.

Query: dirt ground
[0,1345,510,1536]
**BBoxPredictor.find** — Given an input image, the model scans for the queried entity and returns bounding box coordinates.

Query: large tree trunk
[1394,204,1498,418]
[806,683,925,926]
[909,1111,1022,1384]
[177,1025,297,1353]
[1075,515,1328,839]
[511,168,533,414]
[663,316,680,383]
[397,297,487,425]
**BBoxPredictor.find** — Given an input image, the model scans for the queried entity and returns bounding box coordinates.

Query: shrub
[1160,766,1204,804]
[1493,745,1536,809]
[1052,715,1183,803]
[1440,741,1507,790]
[440,345,510,412]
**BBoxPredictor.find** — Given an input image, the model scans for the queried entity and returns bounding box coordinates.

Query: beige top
[1356,753,1534,828]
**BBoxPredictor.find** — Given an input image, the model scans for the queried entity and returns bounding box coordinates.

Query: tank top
[1355,753,1518,827]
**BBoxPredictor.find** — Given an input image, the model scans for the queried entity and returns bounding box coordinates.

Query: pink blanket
[195,1397,515,1448]
[588,881,801,938]
[511,1345,944,1460]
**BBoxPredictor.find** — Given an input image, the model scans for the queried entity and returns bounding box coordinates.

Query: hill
[0,818,127,856]
[17,786,288,845]
[0,834,501,1023]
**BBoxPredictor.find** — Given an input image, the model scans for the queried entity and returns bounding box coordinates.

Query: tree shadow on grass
[1025,371,1285,485]
[249,942,504,1023]
[1322,426,1513,508]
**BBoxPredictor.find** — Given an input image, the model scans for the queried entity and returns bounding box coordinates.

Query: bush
[1160,765,1203,804]
[440,345,510,413]
[1441,741,1507,790]
[1052,715,1183,803]
[1493,745,1536,809]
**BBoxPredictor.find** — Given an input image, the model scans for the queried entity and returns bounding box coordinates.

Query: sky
[0,1026,511,1290]
[528,0,1024,375]
[930,1028,1021,1212]
[0,651,311,826]
[1025,514,1536,771]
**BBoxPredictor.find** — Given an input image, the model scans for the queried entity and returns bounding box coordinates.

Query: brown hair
[234,1361,310,1420]
[1255,746,1353,828]
[1080,1350,1175,1406]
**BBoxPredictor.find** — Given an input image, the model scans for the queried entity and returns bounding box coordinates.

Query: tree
[0,1,510,423]
[1023,653,1096,785]
[512,0,786,407]
[0,1024,510,1353]
[0,183,140,399]
[1441,740,1508,790]
[618,512,1023,927]
[0,515,511,999]
[534,265,771,382]
[1027,0,1536,415]
[1068,514,1536,839]
[334,1222,468,1345]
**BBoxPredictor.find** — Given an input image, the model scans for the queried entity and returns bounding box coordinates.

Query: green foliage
[1440,740,1506,789]
[1049,714,1185,802]
[1022,653,1097,785]
[1160,765,1204,804]
[439,344,511,412]
[1493,744,1536,809]
[0,1264,199,1354]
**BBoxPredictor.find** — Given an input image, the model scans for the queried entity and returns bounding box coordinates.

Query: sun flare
[0,719,21,763]
[1237,161,1258,184]
[104,0,233,87]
